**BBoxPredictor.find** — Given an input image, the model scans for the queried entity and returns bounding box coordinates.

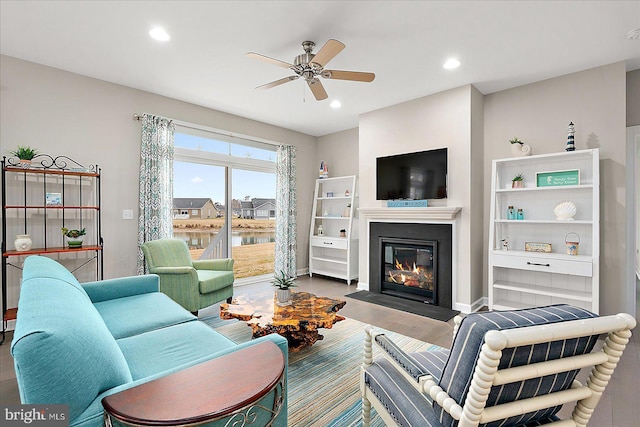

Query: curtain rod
[132,113,283,148]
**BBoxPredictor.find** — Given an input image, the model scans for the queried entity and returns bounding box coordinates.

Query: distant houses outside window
[192,209,198,216]
[257,210,268,217]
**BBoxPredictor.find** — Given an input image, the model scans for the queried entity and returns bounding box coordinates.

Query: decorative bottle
[507,206,515,220]
[516,209,524,220]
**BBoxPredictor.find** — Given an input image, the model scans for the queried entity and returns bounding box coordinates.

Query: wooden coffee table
[220,291,346,352]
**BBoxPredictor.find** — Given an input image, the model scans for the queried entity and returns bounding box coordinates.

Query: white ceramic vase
[510,144,532,157]
[275,289,291,306]
[14,234,32,252]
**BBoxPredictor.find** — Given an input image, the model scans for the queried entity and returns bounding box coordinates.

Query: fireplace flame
[387,257,434,290]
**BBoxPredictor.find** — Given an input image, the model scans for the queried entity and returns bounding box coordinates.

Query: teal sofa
[11,256,288,427]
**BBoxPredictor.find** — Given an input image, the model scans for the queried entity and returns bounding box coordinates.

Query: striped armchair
[141,238,234,314]
[362,305,635,427]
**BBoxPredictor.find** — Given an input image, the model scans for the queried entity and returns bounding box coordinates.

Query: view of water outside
[173,132,277,279]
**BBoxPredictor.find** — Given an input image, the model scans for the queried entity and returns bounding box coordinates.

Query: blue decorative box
[386,200,428,208]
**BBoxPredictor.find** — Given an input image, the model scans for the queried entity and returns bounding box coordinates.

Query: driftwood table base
[220,291,346,352]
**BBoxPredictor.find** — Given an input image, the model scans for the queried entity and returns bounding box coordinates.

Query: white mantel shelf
[358,206,462,220]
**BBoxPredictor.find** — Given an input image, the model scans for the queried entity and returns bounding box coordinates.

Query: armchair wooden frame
[362,312,635,427]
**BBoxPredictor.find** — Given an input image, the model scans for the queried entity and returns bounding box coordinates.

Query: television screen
[376,148,447,200]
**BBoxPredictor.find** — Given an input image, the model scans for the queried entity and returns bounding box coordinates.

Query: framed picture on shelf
[45,193,62,206]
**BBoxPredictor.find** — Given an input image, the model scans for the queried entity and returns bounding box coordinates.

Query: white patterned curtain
[275,145,297,278]
[137,113,175,274]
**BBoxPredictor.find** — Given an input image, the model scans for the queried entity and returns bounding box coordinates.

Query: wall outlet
[122,209,134,220]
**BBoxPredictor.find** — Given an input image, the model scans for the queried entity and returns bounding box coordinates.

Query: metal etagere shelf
[1,154,103,344]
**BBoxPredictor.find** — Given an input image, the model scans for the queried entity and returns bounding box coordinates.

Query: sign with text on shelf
[386,200,428,208]
[536,169,580,187]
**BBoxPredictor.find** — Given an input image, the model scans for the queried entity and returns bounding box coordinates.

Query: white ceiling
[1,1,639,137]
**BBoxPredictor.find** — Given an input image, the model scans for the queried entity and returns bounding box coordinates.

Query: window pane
[174,132,228,155]
[231,169,276,279]
[230,143,276,162]
[173,161,227,260]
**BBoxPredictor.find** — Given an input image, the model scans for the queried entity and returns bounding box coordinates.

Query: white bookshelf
[309,176,358,284]
[488,149,599,313]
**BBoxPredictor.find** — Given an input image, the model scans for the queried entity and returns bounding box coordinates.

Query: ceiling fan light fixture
[443,58,460,70]
[149,27,170,42]
[330,100,342,109]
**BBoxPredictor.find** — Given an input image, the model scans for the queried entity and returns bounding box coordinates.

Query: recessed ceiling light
[443,58,460,70]
[330,100,342,109]
[149,27,170,42]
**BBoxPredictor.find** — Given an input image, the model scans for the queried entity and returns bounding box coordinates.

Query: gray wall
[484,62,627,315]
[316,128,359,178]
[0,55,317,289]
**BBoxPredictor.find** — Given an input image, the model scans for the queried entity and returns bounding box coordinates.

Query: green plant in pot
[61,227,86,248]
[511,173,525,188]
[9,146,39,168]
[271,269,297,306]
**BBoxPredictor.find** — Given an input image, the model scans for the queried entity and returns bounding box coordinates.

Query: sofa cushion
[94,292,197,339]
[198,269,234,294]
[435,305,599,427]
[117,320,237,380]
[11,256,132,424]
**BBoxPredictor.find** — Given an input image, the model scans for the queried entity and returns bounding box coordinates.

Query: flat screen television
[376,148,447,200]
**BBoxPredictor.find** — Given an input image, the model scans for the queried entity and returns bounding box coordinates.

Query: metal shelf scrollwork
[5,154,97,173]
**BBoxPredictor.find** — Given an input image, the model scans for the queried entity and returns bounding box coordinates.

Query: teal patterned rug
[201,314,442,426]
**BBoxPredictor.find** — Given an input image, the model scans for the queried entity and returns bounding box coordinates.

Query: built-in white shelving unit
[309,176,358,284]
[488,149,599,313]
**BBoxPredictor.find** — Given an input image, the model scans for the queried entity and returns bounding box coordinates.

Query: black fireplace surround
[369,222,452,309]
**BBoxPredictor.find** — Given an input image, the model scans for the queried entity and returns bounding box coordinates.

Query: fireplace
[380,238,437,304]
[369,222,452,309]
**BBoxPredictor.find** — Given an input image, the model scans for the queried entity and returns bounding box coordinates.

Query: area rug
[345,290,459,322]
[201,314,443,426]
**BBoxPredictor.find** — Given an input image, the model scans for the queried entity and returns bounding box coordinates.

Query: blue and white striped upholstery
[375,334,450,383]
[435,304,598,427]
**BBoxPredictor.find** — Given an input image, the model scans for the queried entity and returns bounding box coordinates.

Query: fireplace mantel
[357,206,463,311]
[358,206,462,221]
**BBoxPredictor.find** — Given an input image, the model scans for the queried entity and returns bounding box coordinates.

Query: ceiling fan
[247,39,375,101]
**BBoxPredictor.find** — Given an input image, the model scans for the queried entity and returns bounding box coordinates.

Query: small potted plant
[271,269,296,306]
[509,137,532,157]
[9,146,39,168]
[61,227,86,248]
[511,173,525,188]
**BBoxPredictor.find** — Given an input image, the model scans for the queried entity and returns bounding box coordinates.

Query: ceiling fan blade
[310,39,345,68]
[256,76,299,90]
[322,70,375,82]
[246,52,293,69]
[307,78,328,100]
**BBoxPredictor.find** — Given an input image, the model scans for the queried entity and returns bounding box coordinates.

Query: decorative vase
[342,205,351,217]
[510,144,532,157]
[14,234,32,252]
[66,235,84,248]
[275,289,292,306]
[511,180,524,188]
[18,159,32,169]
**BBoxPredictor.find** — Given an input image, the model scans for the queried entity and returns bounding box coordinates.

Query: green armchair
[140,238,234,313]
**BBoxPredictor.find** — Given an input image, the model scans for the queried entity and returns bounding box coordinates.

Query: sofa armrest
[192,258,234,271]
[82,274,160,303]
